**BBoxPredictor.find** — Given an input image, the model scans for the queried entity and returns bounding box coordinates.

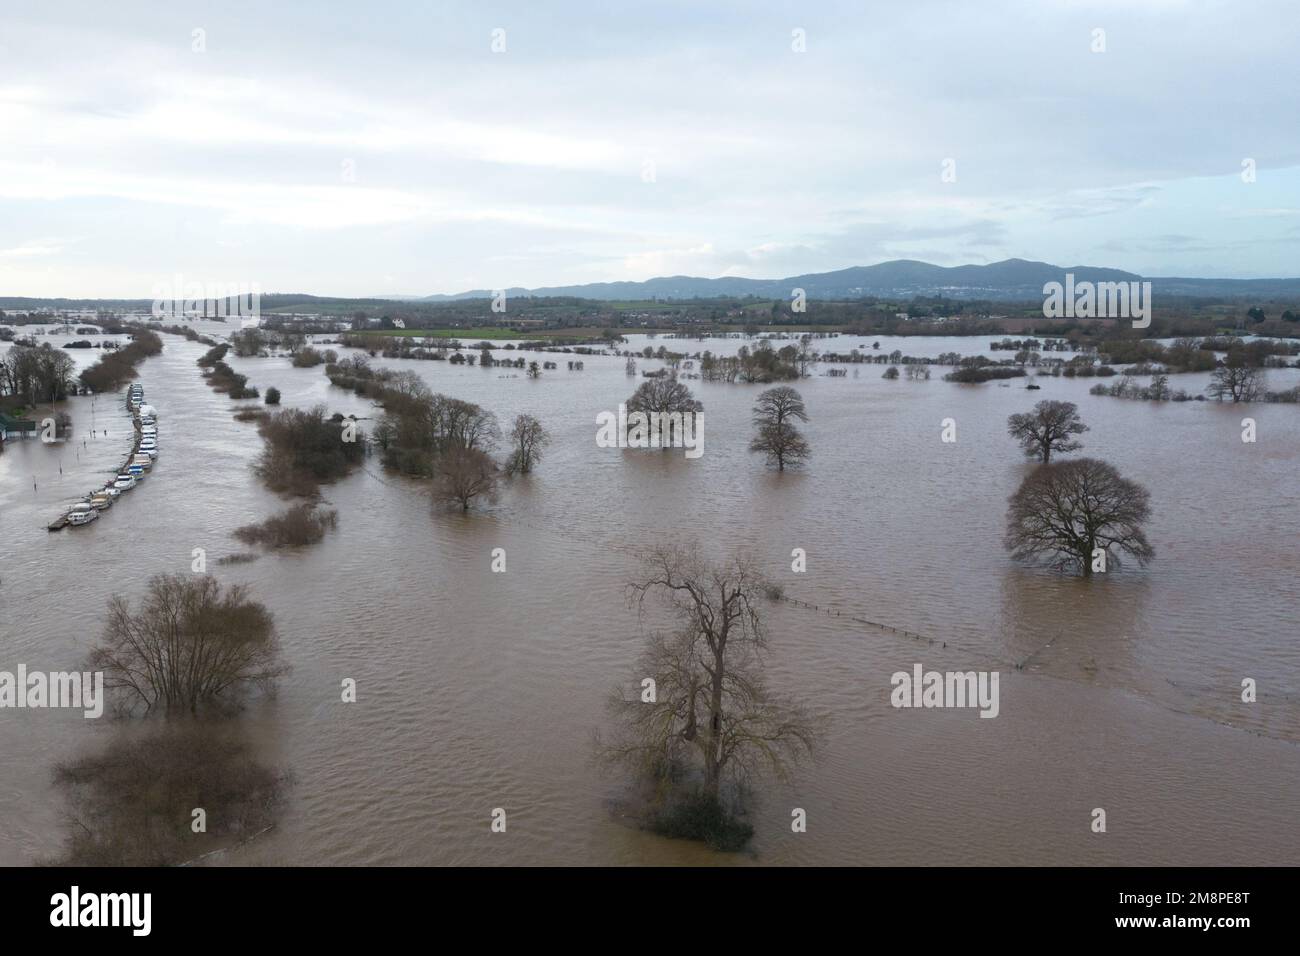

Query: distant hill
[4,259,1300,310]
[419,258,1300,302]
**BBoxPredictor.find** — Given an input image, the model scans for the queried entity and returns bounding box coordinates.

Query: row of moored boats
[64,382,159,526]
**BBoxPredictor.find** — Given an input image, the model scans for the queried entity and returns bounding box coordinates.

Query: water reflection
[46,720,289,867]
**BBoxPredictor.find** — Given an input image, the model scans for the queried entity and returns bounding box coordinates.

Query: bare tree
[1005,458,1155,577]
[795,335,816,377]
[748,386,811,471]
[90,575,287,715]
[434,446,499,511]
[1006,399,1088,463]
[601,546,820,806]
[625,374,703,417]
[1208,359,1263,403]
[504,413,551,476]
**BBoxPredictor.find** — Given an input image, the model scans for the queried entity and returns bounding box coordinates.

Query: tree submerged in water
[748,386,811,471]
[1004,458,1154,577]
[1006,400,1088,464]
[597,545,822,850]
[90,574,287,715]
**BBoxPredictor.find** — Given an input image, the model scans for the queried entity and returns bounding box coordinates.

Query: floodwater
[1,325,1298,865]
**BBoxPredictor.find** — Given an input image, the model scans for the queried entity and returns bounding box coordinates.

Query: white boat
[67,504,100,526]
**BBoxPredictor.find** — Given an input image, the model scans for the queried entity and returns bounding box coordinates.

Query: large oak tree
[748,386,811,471]
[1004,458,1154,577]
[1007,400,1088,463]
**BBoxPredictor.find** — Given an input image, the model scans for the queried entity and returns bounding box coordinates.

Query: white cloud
[1,0,1298,295]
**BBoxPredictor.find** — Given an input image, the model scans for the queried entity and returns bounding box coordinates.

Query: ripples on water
[1,327,1297,865]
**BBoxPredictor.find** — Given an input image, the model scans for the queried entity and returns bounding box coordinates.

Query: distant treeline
[12,289,1300,343]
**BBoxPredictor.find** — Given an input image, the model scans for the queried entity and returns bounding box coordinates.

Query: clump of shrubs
[216,552,260,565]
[254,404,365,496]
[197,343,230,368]
[944,365,1026,383]
[647,790,755,852]
[49,725,288,866]
[291,347,326,368]
[234,503,339,549]
[265,386,281,405]
[203,358,258,399]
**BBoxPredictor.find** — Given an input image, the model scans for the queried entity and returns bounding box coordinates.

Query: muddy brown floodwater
[2,326,1298,865]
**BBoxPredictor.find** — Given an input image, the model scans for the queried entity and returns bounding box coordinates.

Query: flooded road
[2,327,1298,865]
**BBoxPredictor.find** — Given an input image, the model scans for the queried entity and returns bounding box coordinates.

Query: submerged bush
[197,343,230,368]
[943,366,1026,383]
[50,725,289,866]
[233,504,338,548]
[254,404,365,495]
[648,790,755,852]
[89,574,286,716]
[204,359,258,398]
[292,346,325,368]
[216,551,260,565]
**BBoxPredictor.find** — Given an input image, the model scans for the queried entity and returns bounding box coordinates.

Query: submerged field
[2,324,1298,865]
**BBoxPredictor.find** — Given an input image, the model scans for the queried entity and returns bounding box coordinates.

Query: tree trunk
[702,676,724,798]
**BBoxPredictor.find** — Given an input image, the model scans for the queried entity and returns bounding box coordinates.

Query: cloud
[0,237,67,258]
[2,0,1299,294]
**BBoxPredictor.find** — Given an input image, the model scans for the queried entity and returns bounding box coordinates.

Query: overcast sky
[2,0,1298,298]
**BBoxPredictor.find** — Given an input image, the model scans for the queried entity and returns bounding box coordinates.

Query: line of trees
[329,357,549,510]
[698,339,809,383]
[197,342,259,399]
[77,328,163,394]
